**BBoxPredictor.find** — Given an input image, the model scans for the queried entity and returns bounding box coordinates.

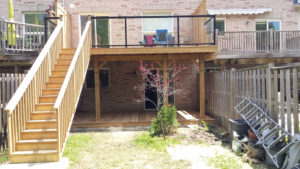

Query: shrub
[149,105,179,137]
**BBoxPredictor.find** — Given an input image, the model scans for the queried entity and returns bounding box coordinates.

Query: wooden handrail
[5,21,64,155]
[54,21,91,159]
[54,21,91,109]
[5,22,63,114]
[4,20,45,28]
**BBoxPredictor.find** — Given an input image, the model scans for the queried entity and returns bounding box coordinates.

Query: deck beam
[199,58,205,119]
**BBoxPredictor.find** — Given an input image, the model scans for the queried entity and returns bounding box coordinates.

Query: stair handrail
[5,22,63,113]
[5,22,64,155]
[54,21,91,159]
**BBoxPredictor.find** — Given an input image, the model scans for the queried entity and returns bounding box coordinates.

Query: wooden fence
[0,73,25,151]
[206,64,300,136]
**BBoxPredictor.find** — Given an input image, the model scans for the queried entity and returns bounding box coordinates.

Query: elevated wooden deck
[72,110,215,128]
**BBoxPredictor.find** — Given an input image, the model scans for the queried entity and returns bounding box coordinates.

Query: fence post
[267,63,274,118]
[230,68,235,119]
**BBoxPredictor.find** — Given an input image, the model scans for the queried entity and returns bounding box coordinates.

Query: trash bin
[229,119,250,139]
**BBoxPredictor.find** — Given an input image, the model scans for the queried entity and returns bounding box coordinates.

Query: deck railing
[54,21,91,159]
[91,15,216,48]
[0,18,45,55]
[218,30,300,55]
[5,22,63,155]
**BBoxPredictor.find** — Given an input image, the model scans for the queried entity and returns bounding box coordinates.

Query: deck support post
[199,58,205,119]
[163,57,168,107]
[94,56,101,121]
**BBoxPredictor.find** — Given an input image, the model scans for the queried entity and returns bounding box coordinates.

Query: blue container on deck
[229,119,250,139]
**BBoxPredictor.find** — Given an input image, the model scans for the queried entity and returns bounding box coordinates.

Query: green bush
[149,105,179,136]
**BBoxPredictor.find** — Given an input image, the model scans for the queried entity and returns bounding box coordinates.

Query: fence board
[0,73,25,151]
[286,69,292,141]
[293,68,299,134]
[206,65,300,137]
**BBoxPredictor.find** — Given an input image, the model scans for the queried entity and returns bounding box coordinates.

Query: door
[145,70,158,110]
[93,18,110,47]
[80,15,110,47]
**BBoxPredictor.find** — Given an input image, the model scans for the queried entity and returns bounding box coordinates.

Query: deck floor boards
[72,110,214,128]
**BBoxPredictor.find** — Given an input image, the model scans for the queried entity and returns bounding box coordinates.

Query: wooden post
[94,56,101,121]
[267,63,274,117]
[163,57,168,106]
[14,65,19,74]
[199,59,205,119]
[230,68,235,119]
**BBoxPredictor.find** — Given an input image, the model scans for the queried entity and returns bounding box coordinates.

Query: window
[23,12,46,26]
[85,69,110,89]
[142,12,173,33]
[216,19,225,32]
[256,21,280,31]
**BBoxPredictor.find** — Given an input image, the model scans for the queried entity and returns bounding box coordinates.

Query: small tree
[134,61,187,137]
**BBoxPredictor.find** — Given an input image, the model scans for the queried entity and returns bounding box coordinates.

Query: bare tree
[134,61,187,111]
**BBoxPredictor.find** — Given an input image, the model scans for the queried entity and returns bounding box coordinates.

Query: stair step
[35,103,54,111]
[55,64,70,70]
[49,75,66,83]
[57,58,72,64]
[46,82,62,88]
[31,111,56,120]
[42,88,60,96]
[52,69,68,76]
[39,95,57,103]
[22,129,57,140]
[61,48,76,54]
[16,139,57,151]
[27,119,57,129]
[10,150,58,163]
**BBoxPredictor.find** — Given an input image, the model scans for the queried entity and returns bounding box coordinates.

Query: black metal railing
[91,15,216,48]
[44,16,60,42]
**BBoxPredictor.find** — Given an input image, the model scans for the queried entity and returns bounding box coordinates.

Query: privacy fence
[0,73,25,151]
[206,64,300,136]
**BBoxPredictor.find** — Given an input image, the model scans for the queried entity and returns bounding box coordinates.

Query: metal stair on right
[234,97,300,168]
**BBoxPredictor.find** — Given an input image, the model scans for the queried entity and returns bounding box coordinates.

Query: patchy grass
[63,133,93,166]
[207,153,243,169]
[65,131,190,169]
[134,132,180,151]
[0,150,8,164]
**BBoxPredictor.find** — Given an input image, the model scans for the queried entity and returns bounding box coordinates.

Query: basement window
[85,69,110,89]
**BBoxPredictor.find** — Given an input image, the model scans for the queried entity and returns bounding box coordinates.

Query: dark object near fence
[0,73,25,151]
[229,119,249,139]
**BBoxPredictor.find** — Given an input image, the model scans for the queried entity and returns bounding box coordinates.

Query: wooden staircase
[6,20,91,164]
[9,49,76,163]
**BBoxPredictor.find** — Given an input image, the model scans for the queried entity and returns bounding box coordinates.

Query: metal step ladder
[234,97,300,168]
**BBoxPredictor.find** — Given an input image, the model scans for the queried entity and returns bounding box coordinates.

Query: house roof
[207,8,272,15]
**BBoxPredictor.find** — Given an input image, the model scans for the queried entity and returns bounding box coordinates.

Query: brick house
[1,0,300,125]
[2,0,300,163]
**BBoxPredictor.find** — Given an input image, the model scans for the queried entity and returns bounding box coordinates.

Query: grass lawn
[0,150,8,164]
[63,131,190,169]
[63,126,274,169]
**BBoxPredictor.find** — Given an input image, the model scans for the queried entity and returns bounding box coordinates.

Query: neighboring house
[0,0,54,73]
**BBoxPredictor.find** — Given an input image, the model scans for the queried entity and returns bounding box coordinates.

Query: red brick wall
[76,60,199,113]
